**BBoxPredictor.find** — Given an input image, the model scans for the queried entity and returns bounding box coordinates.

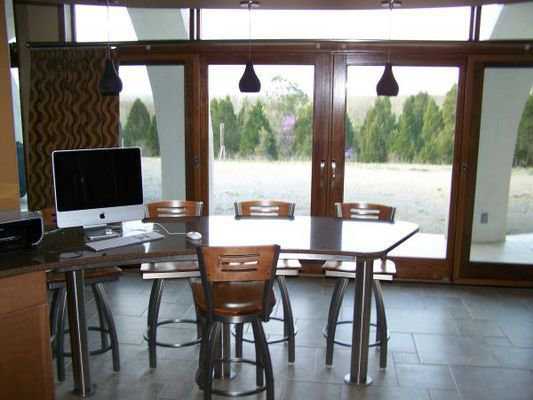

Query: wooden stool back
[234,200,295,218]
[146,200,203,218]
[334,202,395,222]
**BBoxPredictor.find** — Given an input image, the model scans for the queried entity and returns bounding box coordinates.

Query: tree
[358,97,396,163]
[240,101,271,157]
[146,115,160,157]
[210,96,240,157]
[434,84,458,164]
[391,93,430,161]
[257,127,278,160]
[265,76,310,159]
[292,103,313,159]
[345,115,358,160]
[417,98,444,163]
[515,93,533,167]
[122,98,152,154]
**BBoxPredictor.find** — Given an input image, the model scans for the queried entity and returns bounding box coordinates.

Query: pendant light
[376,0,401,97]
[99,0,123,96]
[239,0,261,93]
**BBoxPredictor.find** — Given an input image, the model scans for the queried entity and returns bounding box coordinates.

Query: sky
[74,5,501,99]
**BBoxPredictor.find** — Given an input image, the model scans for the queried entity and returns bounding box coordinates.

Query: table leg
[65,269,94,397]
[344,257,373,386]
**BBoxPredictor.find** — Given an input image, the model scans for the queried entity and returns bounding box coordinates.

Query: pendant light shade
[239,0,260,93]
[376,62,399,97]
[239,61,261,93]
[99,56,123,96]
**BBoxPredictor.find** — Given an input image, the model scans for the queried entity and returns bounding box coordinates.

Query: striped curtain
[26,47,119,211]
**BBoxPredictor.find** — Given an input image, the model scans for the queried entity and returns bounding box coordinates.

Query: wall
[0,0,19,209]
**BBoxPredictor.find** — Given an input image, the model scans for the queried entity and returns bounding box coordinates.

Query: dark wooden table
[0,216,418,396]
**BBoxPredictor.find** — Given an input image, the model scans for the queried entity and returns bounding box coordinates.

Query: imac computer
[52,147,145,237]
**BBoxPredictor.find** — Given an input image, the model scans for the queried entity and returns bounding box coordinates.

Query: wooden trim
[454,54,533,283]
[391,257,450,282]
[57,4,65,42]
[311,54,334,216]
[328,54,346,216]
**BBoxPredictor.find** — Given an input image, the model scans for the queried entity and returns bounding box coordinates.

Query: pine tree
[359,97,395,163]
[392,93,430,161]
[240,101,271,157]
[292,103,313,159]
[515,93,533,167]
[210,96,240,157]
[418,98,444,163]
[257,127,278,160]
[147,115,160,157]
[122,98,152,154]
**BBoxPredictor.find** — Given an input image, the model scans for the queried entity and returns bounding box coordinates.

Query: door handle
[331,160,336,181]
[320,160,326,188]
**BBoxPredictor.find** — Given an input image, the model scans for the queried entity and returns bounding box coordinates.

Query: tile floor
[54,273,533,400]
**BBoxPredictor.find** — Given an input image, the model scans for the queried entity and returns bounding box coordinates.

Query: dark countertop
[0,216,418,279]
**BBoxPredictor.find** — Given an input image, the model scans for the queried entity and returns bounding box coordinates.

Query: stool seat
[191,280,275,317]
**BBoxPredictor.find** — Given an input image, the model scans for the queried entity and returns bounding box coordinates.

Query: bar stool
[141,200,204,368]
[323,202,396,368]
[41,208,121,381]
[233,200,300,363]
[193,245,279,400]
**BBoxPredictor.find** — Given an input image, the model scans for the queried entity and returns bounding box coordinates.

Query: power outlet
[481,212,488,224]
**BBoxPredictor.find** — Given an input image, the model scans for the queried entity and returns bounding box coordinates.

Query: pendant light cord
[247,0,252,62]
[105,0,111,57]
[387,0,392,63]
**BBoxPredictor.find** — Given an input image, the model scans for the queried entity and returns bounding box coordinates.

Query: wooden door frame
[198,52,333,216]
[454,54,533,286]
[330,51,468,282]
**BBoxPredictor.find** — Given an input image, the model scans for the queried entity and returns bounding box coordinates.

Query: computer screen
[52,147,145,228]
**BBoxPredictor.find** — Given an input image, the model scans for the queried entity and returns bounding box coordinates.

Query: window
[75,6,189,42]
[201,7,470,41]
[480,3,533,40]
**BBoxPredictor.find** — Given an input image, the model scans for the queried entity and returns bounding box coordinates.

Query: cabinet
[0,271,54,400]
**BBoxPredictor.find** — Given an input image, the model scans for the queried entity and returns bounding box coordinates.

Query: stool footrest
[144,318,201,348]
[60,326,113,357]
[322,320,390,348]
[232,317,298,345]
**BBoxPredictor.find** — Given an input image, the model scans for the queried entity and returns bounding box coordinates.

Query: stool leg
[204,322,221,400]
[254,320,274,400]
[91,284,109,350]
[251,320,264,387]
[235,323,244,358]
[93,283,120,372]
[147,279,165,368]
[372,280,388,369]
[49,288,62,349]
[196,317,208,389]
[213,325,223,379]
[325,278,349,367]
[276,276,295,363]
[56,288,67,382]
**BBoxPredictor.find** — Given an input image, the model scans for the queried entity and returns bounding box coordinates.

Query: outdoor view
[344,66,458,236]
[208,65,314,215]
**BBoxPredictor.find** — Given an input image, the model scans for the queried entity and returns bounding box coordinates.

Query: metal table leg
[65,269,94,397]
[344,257,374,386]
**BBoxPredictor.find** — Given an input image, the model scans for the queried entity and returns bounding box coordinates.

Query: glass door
[331,55,464,279]
[457,61,533,283]
[202,55,332,216]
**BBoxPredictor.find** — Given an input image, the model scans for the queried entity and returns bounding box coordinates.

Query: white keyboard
[86,231,165,251]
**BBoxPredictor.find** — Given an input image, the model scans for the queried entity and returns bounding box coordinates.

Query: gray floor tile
[395,364,456,390]
[414,333,500,367]
[53,276,533,400]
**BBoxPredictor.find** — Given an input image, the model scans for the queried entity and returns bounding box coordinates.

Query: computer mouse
[186,231,202,241]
